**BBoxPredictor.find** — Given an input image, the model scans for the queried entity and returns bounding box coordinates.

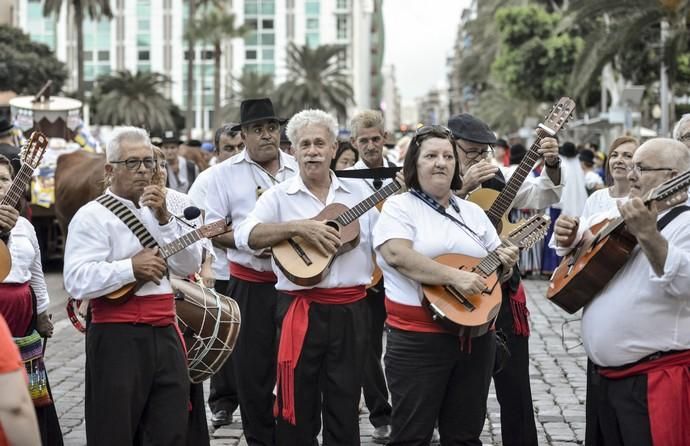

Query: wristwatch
[545,157,561,169]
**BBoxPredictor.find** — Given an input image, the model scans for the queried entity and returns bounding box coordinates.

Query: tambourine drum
[172,278,241,383]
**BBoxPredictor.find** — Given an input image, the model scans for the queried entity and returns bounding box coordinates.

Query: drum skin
[172,278,241,383]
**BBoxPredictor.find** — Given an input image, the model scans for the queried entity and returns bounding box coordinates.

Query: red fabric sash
[598,350,690,446]
[0,282,32,336]
[508,282,530,337]
[91,293,175,326]
[275,286,366,425]
[229,261,277,283]
[384,296,448,334]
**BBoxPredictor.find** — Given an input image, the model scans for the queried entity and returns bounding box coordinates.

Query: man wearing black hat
[161,131,199,193]
[447,113,563,446]
[204,98,298,445]
[279,128,294,155]
[0,119,21,175]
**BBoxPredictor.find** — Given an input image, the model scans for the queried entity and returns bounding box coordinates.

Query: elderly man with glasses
[446,113,563,446]
[63,127,204,445]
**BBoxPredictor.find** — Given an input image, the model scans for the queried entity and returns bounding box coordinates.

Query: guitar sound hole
[325,220,340,232]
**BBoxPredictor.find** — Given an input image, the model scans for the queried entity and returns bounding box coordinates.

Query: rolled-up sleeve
[512,171,564,210]
[234,187,281,251]
[649,232,690,299]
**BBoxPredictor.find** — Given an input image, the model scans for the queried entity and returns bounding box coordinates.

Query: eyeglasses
[412,125,453,145]
[456,143,494,160]
[110,157,156,171]
[626,164,675,175]
[679,133,690,142]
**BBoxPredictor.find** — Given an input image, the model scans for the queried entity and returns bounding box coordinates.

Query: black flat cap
[447,113,497,145]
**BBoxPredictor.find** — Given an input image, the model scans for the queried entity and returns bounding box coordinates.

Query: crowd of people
[0,99,688,446]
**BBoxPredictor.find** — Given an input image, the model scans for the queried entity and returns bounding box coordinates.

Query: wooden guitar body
[422,254,502,338]
[467,188,524,236]
[272,203,361,286]
[0,241,11,282]
[547,219,637,314]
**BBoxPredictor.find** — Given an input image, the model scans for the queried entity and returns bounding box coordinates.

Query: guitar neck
[486,129,548,223]
[474,242,510,278]
[336,180,401,226]
[158,228,204,258]
[0,164,34,208]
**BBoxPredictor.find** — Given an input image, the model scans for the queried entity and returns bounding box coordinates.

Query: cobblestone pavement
[45,278,586,445]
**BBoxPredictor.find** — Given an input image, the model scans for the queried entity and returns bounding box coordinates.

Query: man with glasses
[205,98,298,445]
[447,113,562,446]
[553,138,690,446]
[63,127,204,445]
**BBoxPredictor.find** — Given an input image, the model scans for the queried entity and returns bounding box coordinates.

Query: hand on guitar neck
[132,247,167,285]
[0,205,19,237]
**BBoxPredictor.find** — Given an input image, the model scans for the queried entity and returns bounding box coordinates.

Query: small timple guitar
[105,218,231,300]
[547,169,690,314]
[422,215,549,337]
[272,180,401,286]
[468,97,575,236]
[0,132,49,282]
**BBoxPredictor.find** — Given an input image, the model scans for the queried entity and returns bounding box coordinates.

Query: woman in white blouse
[373,126,518,445]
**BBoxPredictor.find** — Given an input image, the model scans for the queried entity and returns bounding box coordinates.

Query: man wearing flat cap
[447,113,563,446]
[204,98,298,445]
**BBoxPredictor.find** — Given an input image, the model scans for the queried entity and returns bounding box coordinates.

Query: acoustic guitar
[105,217,232,300]
[0,132,49,282]
[547,169,690,313]
[272,180,401,286]
[468,97,575,236]
[423,215,549,337]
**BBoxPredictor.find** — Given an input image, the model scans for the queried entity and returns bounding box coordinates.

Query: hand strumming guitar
[141,185,171,225]
[0,204,19,234]
[448,269,487,296]
[554,216,579,247]
[132,247,167,285]
[296,220,341,257]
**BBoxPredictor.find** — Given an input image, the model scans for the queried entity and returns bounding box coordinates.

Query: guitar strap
[96,194,158,249]
[657,205,690,231]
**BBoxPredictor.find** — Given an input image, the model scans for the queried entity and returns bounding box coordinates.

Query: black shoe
[372,425,391,444]
[211,409,231,428]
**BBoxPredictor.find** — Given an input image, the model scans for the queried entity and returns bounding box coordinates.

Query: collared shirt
[372,192,501,307]
[63,188,204,300]
[351,158,395,192]
[167,156,198,193]
[234,173,379,291]
[205,149,298,272]
[3,217,49,313]
[188,163,229,280]
[551,206,690,367]
[581,188,628,221]
[499,164,564,210]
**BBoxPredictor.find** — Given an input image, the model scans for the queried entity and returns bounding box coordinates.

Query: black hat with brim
[447,113,498,145]
[231,98,287,131]
[160,130,181,145]
[0,119,13,135]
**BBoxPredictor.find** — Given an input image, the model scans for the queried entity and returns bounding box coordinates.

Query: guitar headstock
[507,215,550,249]
[199,218,232,239]
[20,132,49,169]
[539,97,576,137]
[648,168,690,208]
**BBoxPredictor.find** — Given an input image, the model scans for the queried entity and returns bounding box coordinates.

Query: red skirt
[0,282,32,336]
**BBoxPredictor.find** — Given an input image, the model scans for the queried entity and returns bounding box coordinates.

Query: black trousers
[85,323,189,446]
[208,279,240,415]
[275,293,370,446]
[492,283,538,446]
[585,362,653,446]
[188,383,210,446]
[362,282,392,428]
[385,327,496,446]
[229,278,278,446]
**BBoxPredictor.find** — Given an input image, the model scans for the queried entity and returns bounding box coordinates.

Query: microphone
[173,206,201,229]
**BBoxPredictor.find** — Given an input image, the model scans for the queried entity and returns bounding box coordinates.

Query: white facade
[381,64,400,133]
[12,0,383,131]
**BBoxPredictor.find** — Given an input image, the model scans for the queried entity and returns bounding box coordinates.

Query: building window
[260,0,275,14]
[336,15,348,39]
[138,50,150,61]
[98,50,110,61]
[203,50,214,60]
[262,19,274,29]
[305,0,319,15]
[306,32,319,48]
[261,32,275,45]
[246,18,258,29]
[262,48,274,59]
[244,0,258,15]
[84,50,93,60]
[336,0,349,9]
[306,18,318,30]
[246,49,257,59]
[287,13,294,39]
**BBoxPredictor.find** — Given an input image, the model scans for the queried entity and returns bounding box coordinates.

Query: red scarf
[229,262,277,283]
[384,296,448,334]
[91,293,175,326]
[508,282,530,336]
[598,350,690,446]
[275,286,366,425]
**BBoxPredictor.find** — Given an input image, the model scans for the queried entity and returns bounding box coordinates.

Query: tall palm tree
[276,43,353,122]
[43,0,112,101]
[92,71,175,132]
[222,71,275,121]
[186,8,248,130]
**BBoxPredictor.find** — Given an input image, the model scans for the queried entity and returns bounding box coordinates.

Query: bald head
[635,138,690,172]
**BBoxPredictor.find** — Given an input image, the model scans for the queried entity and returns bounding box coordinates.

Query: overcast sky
[382,0,471,103]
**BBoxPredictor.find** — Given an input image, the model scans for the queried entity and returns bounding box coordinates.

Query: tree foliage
[0,25,68,94]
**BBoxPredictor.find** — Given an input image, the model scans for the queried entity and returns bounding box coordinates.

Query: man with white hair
[235,109,380,445]
[672,113,690,149]
[553,138,690,446]
[63,127,204,445]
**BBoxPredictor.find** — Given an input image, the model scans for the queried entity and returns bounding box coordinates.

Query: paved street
[43,271,586,445]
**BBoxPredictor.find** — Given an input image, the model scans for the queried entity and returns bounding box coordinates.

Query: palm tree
[222,71,275,122]
[275,43,354,122]
[43,0,112,101]
[186,7,248,130]
[92,71,175,132]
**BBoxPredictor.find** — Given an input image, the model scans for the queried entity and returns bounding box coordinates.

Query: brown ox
[54,150,106,233]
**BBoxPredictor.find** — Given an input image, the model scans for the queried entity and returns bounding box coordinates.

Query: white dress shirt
[581,188,628,221]
[3,217,50,313]
[552,205,690,367]
[64,189,204,300]
[373,193,501,307]
[205,149,298,273]
[188,164,228,280]
[499,164,564,210]
[234,173,379,291]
